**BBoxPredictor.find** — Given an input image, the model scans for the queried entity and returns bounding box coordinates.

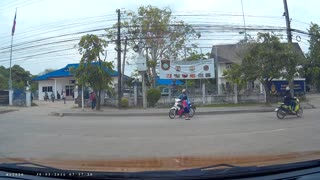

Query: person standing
[51,92,55,103]
[90,91,96,110]
[62,91,66,104]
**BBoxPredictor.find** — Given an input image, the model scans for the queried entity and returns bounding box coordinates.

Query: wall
[38,80,54,100]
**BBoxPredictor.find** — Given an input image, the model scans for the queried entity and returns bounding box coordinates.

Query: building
[211,42,305,95]
[33,63,122,101]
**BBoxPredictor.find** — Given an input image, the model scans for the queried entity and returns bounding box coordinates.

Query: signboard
[136,53,147,72]
[269,79,305,96]
[159,59,215,79]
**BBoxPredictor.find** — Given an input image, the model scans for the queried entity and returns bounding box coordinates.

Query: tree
[281,44,305,95]
[222,63,246,94]
[185,52,210,61]
[0,65,37,91]
[38,68,56,76]
[305,23,320,91]
[241,33,288,103]
[106,5,200,87]
[73,34,114,110]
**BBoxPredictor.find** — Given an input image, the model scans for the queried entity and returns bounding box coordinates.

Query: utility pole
[283,0,294,96]
[121,36,127,94]
[116,9,122,108]
[283,0,292,43]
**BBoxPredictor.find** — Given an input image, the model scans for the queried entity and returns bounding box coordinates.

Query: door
[65,85,74,97]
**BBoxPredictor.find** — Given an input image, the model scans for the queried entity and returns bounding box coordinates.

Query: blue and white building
[33,63,121,101]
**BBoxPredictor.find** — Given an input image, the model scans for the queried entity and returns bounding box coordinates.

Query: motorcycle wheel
[296,108,303,118]
[169,109,176,119]
[189,108,195,117]
[276,110,286,119]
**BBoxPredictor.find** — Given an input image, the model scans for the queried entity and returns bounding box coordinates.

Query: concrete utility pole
[283,0,294,96]
[283,0,293,43]
[121,36,128,94]
[116,9,122,108]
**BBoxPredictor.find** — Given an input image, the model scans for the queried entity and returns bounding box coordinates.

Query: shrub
[147,88,161,107]
[120,98,129,108]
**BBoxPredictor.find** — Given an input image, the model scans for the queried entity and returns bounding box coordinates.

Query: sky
[0,0,319,75]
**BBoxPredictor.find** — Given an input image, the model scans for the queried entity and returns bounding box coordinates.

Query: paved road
[1,107,320,163]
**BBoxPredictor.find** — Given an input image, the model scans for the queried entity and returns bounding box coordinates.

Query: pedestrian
[62,91,66,104]
[51,93,55,102]
[90,91,96,110]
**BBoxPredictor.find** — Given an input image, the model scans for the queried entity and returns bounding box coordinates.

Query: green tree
[0,65,36,91]
[222,63,246,94]
[38,68,56,75]
[73,34,114,110]
[305,23,320,91]
[11,65,32,89]
[241,33,287,103]
[106,5,200,87]
[281,44,305,95]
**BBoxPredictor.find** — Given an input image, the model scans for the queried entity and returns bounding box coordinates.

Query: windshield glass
[1,0,320,176]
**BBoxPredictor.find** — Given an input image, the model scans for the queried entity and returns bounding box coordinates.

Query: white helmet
[182,89,186,93]
[286,86,290,91]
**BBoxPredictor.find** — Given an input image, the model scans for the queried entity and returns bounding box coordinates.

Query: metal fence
[0,90,9,105]
[13,89,26,106]
[102,83,266,108]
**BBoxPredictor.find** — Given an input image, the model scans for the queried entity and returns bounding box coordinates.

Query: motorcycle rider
[179,89,190,120]
[284,86,295,112]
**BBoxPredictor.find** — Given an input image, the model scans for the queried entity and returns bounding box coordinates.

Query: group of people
[44,91,66,103]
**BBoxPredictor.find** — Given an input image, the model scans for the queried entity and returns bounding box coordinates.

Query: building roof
[33,63,120,81]
[211,42,304,64]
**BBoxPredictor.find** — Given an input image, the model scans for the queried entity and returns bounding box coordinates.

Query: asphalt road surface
[0,108,320,163]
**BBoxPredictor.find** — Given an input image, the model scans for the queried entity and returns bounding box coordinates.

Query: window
[42,86,52,92]
[69,80,76,84]
[226,63,232,69]
[65,85,74,96]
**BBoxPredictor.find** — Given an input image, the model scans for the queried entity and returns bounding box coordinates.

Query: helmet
[182,89,186,93]
[286,86,290,91]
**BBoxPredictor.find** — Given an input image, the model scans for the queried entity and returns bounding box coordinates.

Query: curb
[49,108,274,117]
[49,105,316,117]
[0,109,18,114]
[51,105,316,117]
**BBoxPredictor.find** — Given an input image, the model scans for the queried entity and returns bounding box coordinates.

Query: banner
[159,59,215,79]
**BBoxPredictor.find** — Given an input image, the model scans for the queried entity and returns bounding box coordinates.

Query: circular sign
[161,62,170,71]
[203,65,209,71]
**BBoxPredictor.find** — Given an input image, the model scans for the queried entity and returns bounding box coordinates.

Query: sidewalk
[50,101,315,117]
[1,94,318,117]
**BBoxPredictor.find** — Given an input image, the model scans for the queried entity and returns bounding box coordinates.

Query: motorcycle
[169,98,196,119]
[275,97,303,119]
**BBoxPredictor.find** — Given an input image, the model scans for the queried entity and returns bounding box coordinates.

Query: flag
[11,9,17,36]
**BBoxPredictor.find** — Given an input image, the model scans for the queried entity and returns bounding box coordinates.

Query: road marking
[244,128,286,135]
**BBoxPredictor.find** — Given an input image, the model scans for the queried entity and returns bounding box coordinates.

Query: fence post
[26,90,31,107]
[169,87,172,102]
[234,83,238,104]
[134,80,138,106]
[202,82,206,105]
[9,90,13,106]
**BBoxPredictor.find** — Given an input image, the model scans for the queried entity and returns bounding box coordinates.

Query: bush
[147,88,161,107]
[120,98,129,108]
